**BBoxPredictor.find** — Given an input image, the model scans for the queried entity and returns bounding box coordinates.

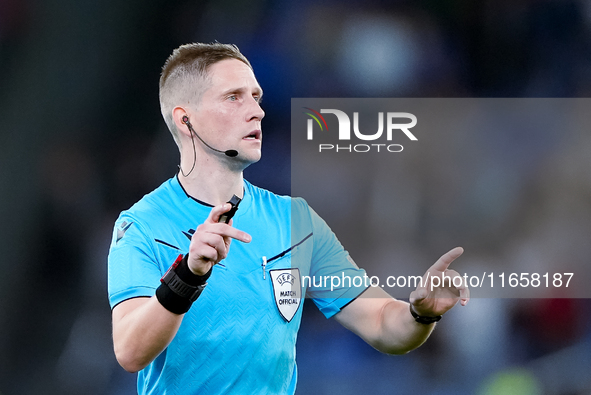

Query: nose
[248,97,265,121]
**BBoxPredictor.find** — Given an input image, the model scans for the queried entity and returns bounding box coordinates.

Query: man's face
[191,58,265,166]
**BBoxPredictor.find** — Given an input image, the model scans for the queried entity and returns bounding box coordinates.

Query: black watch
[409,304,442,325]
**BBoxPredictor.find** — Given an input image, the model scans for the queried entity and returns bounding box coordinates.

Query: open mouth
[243,130,261,140]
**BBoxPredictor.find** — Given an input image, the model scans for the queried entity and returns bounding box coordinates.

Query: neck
[178,150,245,205]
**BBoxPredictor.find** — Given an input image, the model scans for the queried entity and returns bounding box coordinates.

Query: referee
[108,42,469,394]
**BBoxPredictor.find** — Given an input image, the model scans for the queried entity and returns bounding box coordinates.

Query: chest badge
[270,268,302,322]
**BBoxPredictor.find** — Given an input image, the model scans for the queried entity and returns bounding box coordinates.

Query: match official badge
[270,269,302,322]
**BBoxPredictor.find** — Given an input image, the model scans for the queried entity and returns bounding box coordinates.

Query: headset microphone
[182,116,239,157]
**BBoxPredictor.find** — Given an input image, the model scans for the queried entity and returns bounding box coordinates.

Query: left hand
[409,247,470,317]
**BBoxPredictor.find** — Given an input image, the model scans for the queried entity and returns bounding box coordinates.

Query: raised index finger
[429,246,464,273]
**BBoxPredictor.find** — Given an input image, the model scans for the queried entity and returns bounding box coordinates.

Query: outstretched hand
[409,247,470,318]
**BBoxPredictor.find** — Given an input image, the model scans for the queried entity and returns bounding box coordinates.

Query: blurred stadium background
[1,0,591,394]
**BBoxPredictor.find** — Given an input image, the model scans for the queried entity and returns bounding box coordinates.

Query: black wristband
[409,303,442,325]
[156,254,211,314]
[174,253,212,286]
[156,283,195,314]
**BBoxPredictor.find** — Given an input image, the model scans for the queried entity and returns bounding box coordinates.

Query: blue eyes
[227,95,262,103]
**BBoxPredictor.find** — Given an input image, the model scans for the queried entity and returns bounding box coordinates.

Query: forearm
[334,287,436,355]
[112,297,183,372]
[372,299,435,354]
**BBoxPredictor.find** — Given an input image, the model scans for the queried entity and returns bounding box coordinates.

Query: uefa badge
[270,269,302,322]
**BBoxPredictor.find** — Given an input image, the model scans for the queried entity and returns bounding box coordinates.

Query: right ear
[173,107,191,137]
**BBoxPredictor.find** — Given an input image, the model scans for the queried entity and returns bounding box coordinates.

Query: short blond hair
[159,42,252,146]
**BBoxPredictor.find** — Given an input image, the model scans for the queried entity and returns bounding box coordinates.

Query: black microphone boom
[182,116,239,157]
[191,128,239,157]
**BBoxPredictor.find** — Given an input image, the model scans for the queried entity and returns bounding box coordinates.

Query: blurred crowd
[1,0,591,394]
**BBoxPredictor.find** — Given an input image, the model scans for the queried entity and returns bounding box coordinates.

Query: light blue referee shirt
[108,176,368,394]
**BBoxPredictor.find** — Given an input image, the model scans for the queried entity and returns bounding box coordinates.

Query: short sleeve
[107,214,162,309]
[295,200,369,318]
